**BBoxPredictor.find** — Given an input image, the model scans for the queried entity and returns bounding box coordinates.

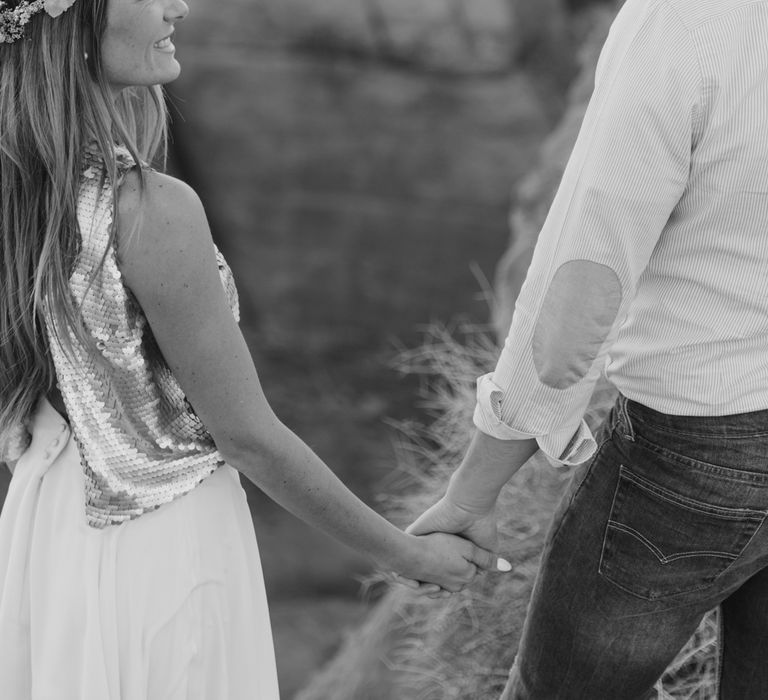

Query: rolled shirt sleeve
[474,0,703,464]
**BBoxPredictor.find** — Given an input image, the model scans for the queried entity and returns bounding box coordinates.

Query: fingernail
[497,557,512,572]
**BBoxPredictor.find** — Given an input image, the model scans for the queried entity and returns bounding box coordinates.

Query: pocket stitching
[631,416,768,440]
[634,433,768,486]
[621,467,766,521]
[605,520,663,561]
[598,464,765,600]
[605,520,739,564]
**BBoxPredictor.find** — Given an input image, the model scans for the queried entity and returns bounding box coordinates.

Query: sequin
[43,148,240,529]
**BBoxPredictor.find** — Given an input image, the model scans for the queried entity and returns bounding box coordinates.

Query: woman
[0,1,506,697]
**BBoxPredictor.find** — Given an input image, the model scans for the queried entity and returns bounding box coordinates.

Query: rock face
[294,5,622,699]
[174,55,550,369]
[170,3,593,443]
[169,2,577,518]
[161,2,576,693]
[195,0,571,75]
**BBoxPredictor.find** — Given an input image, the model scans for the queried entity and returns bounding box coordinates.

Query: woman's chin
[145,56,183,85]
[156,61,182,85]
[108,64,182,92]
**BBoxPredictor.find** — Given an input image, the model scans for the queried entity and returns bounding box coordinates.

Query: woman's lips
[154,36,175,52]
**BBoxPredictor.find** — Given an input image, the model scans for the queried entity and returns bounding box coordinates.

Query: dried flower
[0,0,78,43]
[43,0,76,18]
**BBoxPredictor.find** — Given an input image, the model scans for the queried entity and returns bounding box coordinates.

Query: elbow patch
[532,260,622,390]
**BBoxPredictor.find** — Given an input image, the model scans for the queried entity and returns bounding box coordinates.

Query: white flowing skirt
[0,400,280,700]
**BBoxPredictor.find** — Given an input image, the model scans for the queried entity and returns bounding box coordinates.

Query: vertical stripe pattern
[475,0,768,463]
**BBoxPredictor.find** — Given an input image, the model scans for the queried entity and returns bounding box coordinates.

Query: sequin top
[44,146,240,528]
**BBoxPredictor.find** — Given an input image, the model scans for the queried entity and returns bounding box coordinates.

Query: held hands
[387,432,530,597]
[386,497,509,598]
[396,530,504,594]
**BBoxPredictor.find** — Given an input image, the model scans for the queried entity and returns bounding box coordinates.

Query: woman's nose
[166,0,189,23]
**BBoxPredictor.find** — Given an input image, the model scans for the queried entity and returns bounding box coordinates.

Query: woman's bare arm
[114,170,499,589]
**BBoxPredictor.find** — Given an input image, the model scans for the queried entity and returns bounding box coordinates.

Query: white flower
[43,0,76,18]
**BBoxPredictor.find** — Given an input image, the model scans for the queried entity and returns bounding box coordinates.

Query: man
[409,0,768,697]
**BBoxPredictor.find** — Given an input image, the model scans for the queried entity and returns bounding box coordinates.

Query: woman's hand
[393,531,502,593]
[389,497,508,598]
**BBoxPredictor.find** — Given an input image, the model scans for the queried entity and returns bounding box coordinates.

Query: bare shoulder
[116,169,206,250]
[115,169,215,297]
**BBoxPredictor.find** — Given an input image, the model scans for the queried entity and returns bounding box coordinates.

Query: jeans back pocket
[599,465,767,600]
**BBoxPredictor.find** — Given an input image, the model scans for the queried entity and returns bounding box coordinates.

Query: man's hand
[407,496,499,551]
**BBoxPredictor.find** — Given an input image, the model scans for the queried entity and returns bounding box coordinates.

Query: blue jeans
[501,395,768,699]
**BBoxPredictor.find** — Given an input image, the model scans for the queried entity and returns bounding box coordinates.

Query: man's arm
[408,0,703,555]
[407,431,536,552]
[445,431,538,515]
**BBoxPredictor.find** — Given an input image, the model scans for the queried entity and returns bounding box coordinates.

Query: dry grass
[300,321,719,700]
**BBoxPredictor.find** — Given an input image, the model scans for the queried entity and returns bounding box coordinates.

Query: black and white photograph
[1,0,766,698]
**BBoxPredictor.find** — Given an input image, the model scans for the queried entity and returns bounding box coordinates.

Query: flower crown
[0,0,77,44]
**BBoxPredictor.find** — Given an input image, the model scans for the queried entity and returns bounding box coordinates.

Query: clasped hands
[392,496,509,599]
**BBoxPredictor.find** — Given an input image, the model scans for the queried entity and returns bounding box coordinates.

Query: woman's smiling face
[101,0,189,91]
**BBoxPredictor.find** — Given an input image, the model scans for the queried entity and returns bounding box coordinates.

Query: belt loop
[617,394,636,442]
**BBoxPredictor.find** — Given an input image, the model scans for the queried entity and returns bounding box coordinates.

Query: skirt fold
[0,400,279,700]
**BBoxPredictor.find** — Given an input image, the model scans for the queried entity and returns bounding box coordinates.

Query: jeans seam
[597,458,624,584]
[617,394,636,441]
[716,606,724,698]
[716,511,768,583]
[548,431,615,549]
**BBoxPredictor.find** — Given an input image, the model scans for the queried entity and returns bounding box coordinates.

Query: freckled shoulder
[116,169,205,247]
[115,169,216,300]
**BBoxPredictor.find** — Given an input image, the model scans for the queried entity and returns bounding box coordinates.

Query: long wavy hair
[0,0,168,458]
